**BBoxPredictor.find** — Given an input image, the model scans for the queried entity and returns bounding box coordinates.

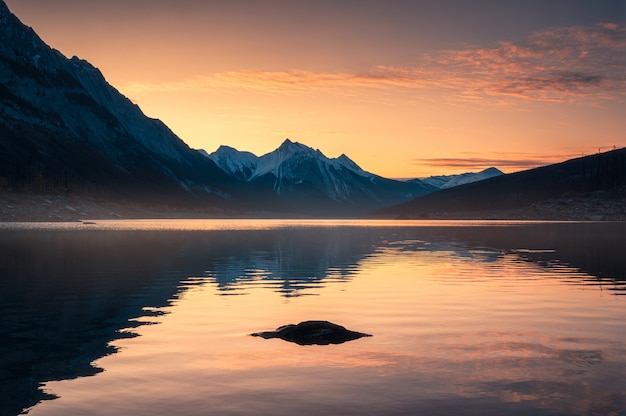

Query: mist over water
[1,220,625,416]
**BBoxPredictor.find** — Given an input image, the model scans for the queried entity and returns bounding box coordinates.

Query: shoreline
[2,190,625,223]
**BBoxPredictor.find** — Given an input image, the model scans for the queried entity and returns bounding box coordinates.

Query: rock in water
[250,320,372,345]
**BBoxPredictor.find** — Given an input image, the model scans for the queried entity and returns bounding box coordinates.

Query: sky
[5,0,626,178]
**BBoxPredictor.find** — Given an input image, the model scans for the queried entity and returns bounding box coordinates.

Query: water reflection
[0,227,382,415]
[0,221,624,415]
[201,229,365,296]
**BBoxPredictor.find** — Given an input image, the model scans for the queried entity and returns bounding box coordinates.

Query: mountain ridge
[204,139,437,215]
[0,0,284,213]
[2,0,622,221]
[204,139,507,215]
[417,167,504,189]
[372,148,626,220]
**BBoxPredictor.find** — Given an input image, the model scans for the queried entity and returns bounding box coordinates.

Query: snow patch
[418,167,504,189]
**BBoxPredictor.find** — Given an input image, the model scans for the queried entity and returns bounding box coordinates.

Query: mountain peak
[335,153,367,175]
[278,138,299,150]
[215,144,240,153]
[268,139,324,165]
[482,167,504,175]
[277,138,312,153]
[205,145,258,181]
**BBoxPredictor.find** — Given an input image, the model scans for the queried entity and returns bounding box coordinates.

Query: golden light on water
[5,220,620,415]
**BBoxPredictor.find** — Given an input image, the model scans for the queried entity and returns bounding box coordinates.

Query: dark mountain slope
[0,1,279,211]
[373,147,626,218]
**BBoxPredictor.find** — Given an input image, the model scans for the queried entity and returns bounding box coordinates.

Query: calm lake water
[1,219,625,416]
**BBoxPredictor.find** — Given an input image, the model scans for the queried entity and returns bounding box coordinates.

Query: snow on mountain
[252,139,315,180]
[203,139,435,214]
[206,139,502,203]
[250,139,381,191]
[207,139,377,183]
[205,145,259,181]
[334,154,370,177]
[440,167,503,189]
[417,167,504,190]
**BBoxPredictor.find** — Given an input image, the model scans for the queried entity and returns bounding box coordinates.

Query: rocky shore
[0,191,228,222]
[1,189,625,222]
[395,190,626,221]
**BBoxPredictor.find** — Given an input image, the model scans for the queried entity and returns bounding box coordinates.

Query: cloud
[122,24,626,105]
[414,156,561,172]
[414,157,548,171]
[427,23,626,102]
[121,69,421,96]
[411,148,615,172]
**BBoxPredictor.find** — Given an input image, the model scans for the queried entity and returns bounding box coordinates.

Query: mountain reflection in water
[0,220,625,416]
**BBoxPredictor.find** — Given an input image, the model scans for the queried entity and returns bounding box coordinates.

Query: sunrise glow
[7,0,625,177]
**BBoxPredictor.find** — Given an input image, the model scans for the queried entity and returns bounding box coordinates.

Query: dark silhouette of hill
[0,0,283,214]
[372,147,626,219]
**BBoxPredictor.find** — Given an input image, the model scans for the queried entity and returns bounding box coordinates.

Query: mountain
[0,1,279,212]
[200,146,258,182]
[372,148,626,219]
[417,167,504,189]
[205,139,436,215]
[7,0,617,221]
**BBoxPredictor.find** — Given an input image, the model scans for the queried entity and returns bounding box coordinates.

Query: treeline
[0,120,113,197]
[0,120,227,209]
[578,147,626,193]
[0,157,101,195]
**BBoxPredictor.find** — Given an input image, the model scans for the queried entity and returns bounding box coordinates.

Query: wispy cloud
[121,69,419,96]
[414,157,550,171]
[122,24,626,105]
[413,147,621,173]
[422,23,626,103]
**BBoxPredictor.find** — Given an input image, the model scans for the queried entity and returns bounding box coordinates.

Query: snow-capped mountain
[204,139,505,215]
[417,167,504,190]
[0,1,278,210]
[204,139,436,214]
[202,146,259,182]
[210,139,376,182]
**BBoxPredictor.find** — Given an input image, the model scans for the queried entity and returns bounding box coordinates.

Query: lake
[1,219,625,416]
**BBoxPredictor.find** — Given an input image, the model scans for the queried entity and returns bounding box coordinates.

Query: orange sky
[6,0,625,177]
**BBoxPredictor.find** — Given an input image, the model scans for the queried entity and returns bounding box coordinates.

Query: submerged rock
[250,320,372,345]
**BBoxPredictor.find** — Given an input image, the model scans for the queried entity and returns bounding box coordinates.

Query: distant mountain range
[199,140,503,214]
[373,147,626,219]
[417,167,503,190]
[1,0,623,219]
